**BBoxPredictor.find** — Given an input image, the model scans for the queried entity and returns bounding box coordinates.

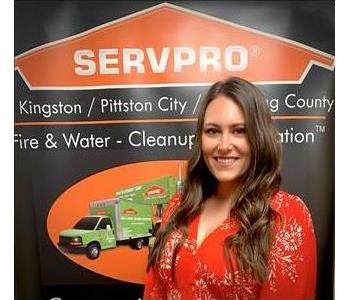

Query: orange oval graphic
[47,160,186,284]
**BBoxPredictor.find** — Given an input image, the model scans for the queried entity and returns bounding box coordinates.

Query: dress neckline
[191,213,238,252]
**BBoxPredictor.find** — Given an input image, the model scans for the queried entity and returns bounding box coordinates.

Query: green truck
[58,175,181,259]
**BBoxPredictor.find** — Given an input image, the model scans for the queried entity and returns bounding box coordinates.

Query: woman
[144,77,316,300]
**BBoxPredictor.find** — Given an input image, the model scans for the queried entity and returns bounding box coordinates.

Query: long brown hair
[148,77,281,283]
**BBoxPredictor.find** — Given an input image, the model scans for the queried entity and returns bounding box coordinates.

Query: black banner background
[15,1,334,300]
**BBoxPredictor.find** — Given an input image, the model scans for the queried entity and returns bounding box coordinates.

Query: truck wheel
[86,243,100,259]
[131,238,143,250]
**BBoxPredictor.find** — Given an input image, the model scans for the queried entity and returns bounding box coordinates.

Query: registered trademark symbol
[250,45,262,57]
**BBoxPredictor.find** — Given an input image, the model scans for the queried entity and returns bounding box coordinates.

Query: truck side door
[96,218,116,249]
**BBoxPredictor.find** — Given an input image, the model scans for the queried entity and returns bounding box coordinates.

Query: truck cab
[58,215,116,259]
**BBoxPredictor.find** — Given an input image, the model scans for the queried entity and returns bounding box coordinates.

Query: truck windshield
[73,217,100,230]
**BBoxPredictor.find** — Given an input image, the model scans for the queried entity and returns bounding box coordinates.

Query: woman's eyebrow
[230,123,245,127]
[203,122,245,127]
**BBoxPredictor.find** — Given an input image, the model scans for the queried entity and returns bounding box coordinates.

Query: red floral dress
[144,191,316,300]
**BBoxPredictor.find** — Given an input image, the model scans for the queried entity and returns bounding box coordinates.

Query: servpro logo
[123,208,138,215]
[145,185,165,197]
[74,46,247,76]
[14,3,334,90]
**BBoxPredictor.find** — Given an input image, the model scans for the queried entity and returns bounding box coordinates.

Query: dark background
[15,1,334,299]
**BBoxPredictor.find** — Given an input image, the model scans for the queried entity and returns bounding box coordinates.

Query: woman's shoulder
[270,190,309,212]
[270,190,314,228]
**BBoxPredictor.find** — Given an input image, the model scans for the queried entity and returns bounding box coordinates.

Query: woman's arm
[259,194,317,300]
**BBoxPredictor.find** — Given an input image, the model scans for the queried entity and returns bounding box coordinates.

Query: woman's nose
[217,133,233,152]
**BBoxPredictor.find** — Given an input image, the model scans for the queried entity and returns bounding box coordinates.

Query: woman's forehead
[204,95,245,124]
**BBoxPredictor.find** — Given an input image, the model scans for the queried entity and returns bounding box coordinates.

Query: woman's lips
[213,156,239,167]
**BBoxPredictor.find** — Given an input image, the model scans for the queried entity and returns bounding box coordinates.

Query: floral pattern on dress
[271,192,313,233]
[219,216,238,231]
[267,191,313,293]
[268,217,305,292]
[192,260,257,300]
[144,190,316,300]
[159,230,182,270]
[156,229,199,299]
[154,230,183,299]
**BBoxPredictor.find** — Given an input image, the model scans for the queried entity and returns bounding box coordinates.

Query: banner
[15,1,334,299]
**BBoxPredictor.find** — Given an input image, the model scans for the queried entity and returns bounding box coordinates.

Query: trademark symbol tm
[315,125,326,133]
[250,45,262,57]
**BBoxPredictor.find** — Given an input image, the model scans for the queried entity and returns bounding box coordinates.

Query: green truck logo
[58,175,181,259]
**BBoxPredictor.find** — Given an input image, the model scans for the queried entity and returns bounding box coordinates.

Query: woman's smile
[213,156,239,167]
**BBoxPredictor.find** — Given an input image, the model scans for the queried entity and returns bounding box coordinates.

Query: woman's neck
[206,182,237,210]
[216,182,236,200]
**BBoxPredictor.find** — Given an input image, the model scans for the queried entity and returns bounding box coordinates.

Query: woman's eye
[205,128,219,135]
[232,127,246,135]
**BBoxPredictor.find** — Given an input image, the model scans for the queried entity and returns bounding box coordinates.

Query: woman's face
[201,95,251,185]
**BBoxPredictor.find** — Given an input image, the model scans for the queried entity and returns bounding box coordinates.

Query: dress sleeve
[143,193,182,300]
[161,192,181,225]
[143,266,167,300]
[258,195,317,300]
